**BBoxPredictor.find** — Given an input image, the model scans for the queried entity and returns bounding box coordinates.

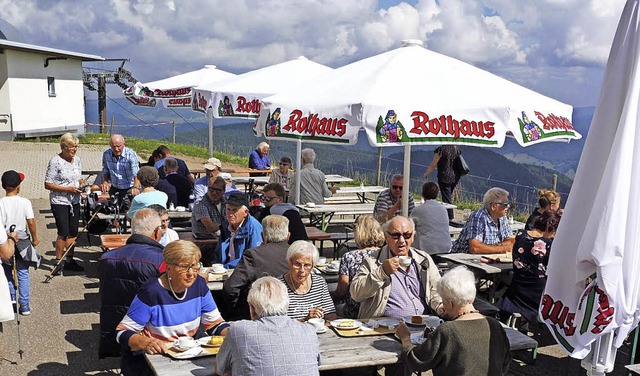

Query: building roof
[0,39,104,61]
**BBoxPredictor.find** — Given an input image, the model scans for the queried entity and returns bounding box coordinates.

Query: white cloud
[0,0,628,106]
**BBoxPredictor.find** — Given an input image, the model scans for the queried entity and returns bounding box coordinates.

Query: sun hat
[203,157,222,170]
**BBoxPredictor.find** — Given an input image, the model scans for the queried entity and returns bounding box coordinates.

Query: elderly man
[374,174,415,221]
[101,134,141,198]
[248,141,271,175]
[191,176,226,239]
[153,145,194,183]
[215,192,263,268]
[255,183,308,244]
[216,276,320,376]
[222,215,291,320]
[350,216,442,319]
[163,158,192,207]
[193,157,222,202]
[98,208,164,359]
[288,148,336,205]
[451,187,514,254]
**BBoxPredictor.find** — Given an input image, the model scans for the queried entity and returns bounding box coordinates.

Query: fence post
[551,174,557,191]
[172,121,176,144]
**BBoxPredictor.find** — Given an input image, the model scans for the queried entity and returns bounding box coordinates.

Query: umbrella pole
[208,107,214,158]
[402,145,410,217]
[295,140,302,205]
[581,331,616,375]
[376,147,382,186]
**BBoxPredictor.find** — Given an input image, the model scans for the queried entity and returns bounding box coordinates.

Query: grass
[22,133,249,167]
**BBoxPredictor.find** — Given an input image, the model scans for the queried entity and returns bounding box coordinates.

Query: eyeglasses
[387,231,413,240]
[172,262,202,273]
[391,185,403,190]
[279,163,290,166]
[208,187,224,193]
[65,145,78,150]
[291,262,313,271]
[493,202,511,207]
[261,195,278,203]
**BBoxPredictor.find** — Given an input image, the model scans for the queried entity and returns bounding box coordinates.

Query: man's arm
[349,258,389,302]
[199,217,221,234]
[222,249,255,309]
[248,151,261,169]
[468,238,512,254]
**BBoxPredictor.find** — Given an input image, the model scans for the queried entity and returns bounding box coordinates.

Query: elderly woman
[217,276,320,376]
[525,189,561,230]
[44,132,85,272]
[333,215,385,318]
[127,166,168,218]
[116,240,229,376]
[497,210,561,323]
[396,266,511,376]
[278,240,337,321]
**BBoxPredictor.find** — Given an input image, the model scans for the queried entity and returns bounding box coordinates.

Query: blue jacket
[216,215,263,268]
[248,149,271,170]
[98,234,164,358]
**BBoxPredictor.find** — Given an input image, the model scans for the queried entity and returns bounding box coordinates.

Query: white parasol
[541,0,640,374]
[257,40,580,206]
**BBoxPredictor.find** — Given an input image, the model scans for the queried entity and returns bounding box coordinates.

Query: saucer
[316,327,327,334]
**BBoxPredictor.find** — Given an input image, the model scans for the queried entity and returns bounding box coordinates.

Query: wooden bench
[178,232,218,247]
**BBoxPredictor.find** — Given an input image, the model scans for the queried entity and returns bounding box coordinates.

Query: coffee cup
[399,255,412,267]
[177,336,196,349]
[318,257,327,265]
[330,260,340,269]
[308,318,325,331]
[211,264,226,273]
[424,316,444,328]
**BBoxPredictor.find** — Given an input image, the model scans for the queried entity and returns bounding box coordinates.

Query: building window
[47,76,56,97]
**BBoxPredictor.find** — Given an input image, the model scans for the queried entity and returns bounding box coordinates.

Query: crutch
[8,225,24,360]
[44,208,102,283]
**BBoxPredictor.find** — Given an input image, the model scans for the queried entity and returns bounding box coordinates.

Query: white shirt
[0,196,35,239]
[160,228,179,246]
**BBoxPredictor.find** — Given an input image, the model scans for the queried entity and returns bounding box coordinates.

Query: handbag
[453,154,470,176]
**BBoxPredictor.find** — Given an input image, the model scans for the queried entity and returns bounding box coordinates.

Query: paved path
[0,140,635,375]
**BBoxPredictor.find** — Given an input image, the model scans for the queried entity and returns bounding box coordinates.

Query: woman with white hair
[278,240,337,321]
[216,276,321,376]
[396,266,511,376]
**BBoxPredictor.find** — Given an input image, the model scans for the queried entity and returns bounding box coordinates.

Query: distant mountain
[85,98,591,210]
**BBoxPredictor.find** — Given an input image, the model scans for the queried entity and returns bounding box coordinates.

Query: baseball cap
[219,172,233,180]
[1,170,25,190]
[203,157,222,170]
[226,192,248,207]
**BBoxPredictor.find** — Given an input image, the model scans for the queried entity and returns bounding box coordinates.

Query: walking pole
[44,208,102,283]
[9,225,24,360]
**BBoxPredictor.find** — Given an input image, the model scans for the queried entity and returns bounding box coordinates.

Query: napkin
[173,346,204,359]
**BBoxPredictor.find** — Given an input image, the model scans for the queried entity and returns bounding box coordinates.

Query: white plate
[210,270,227,275]
[322,267,339,275]
[378,319,400,328]
[196,336,223,347]
[172,347,204,359]
[402,315,443,327]
[316,327,328,334]
[330,319,363,330]
[316,262,328,267]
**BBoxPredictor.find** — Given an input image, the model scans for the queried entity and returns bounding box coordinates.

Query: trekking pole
[9,225,24,360]
[44,208,102,283]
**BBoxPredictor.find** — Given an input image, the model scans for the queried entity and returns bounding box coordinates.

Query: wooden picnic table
[297,203,374,231]
[233,174,354,186]
[144,317,536,375]
[191,168,272,178]
[100,232,217,252]
[437,253,512,303]
[333,185,387,203]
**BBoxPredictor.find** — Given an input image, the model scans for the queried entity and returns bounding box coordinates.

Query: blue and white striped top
[116,275,222,346]
[278,273,336,320]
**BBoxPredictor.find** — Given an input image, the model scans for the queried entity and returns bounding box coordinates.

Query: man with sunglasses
[374,174,416,221]
[191,177,226,241]
[98,208,165,359]
[451,187,515,254]
[253,183,308,244]
[350,216,443,320]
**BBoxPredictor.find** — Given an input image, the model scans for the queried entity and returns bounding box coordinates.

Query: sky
[0,0,628,107]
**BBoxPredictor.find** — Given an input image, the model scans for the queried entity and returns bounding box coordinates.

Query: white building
[0,23,104,140]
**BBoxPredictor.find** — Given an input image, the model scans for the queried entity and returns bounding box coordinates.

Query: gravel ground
[0,140,635,375]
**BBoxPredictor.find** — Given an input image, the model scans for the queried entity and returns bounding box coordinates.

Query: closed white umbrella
[541,1,640,374]
[257,40,579,205]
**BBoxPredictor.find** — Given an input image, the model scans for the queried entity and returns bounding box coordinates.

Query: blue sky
[0,0,627,107]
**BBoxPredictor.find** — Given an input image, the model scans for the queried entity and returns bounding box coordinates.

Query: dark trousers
[438,181,457,220]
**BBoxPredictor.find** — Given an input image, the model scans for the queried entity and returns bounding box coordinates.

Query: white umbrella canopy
[541,0,640,373]
[124,65,235,108]
[256,40,580,148]
[191,56,332,119]
[256,40,579,206]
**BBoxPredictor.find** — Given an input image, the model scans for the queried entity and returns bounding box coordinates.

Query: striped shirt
[278,274,336,319]
[101,146,140,189]
[116,276,222,346]
[373,189,415,217]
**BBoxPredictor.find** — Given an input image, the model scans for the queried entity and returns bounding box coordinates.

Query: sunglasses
[493,202,511,207]
[387,231,413,240]
[208,187,224,193]
[391,185,403,190]
[279,163,290,166]
[261,195,278,203]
